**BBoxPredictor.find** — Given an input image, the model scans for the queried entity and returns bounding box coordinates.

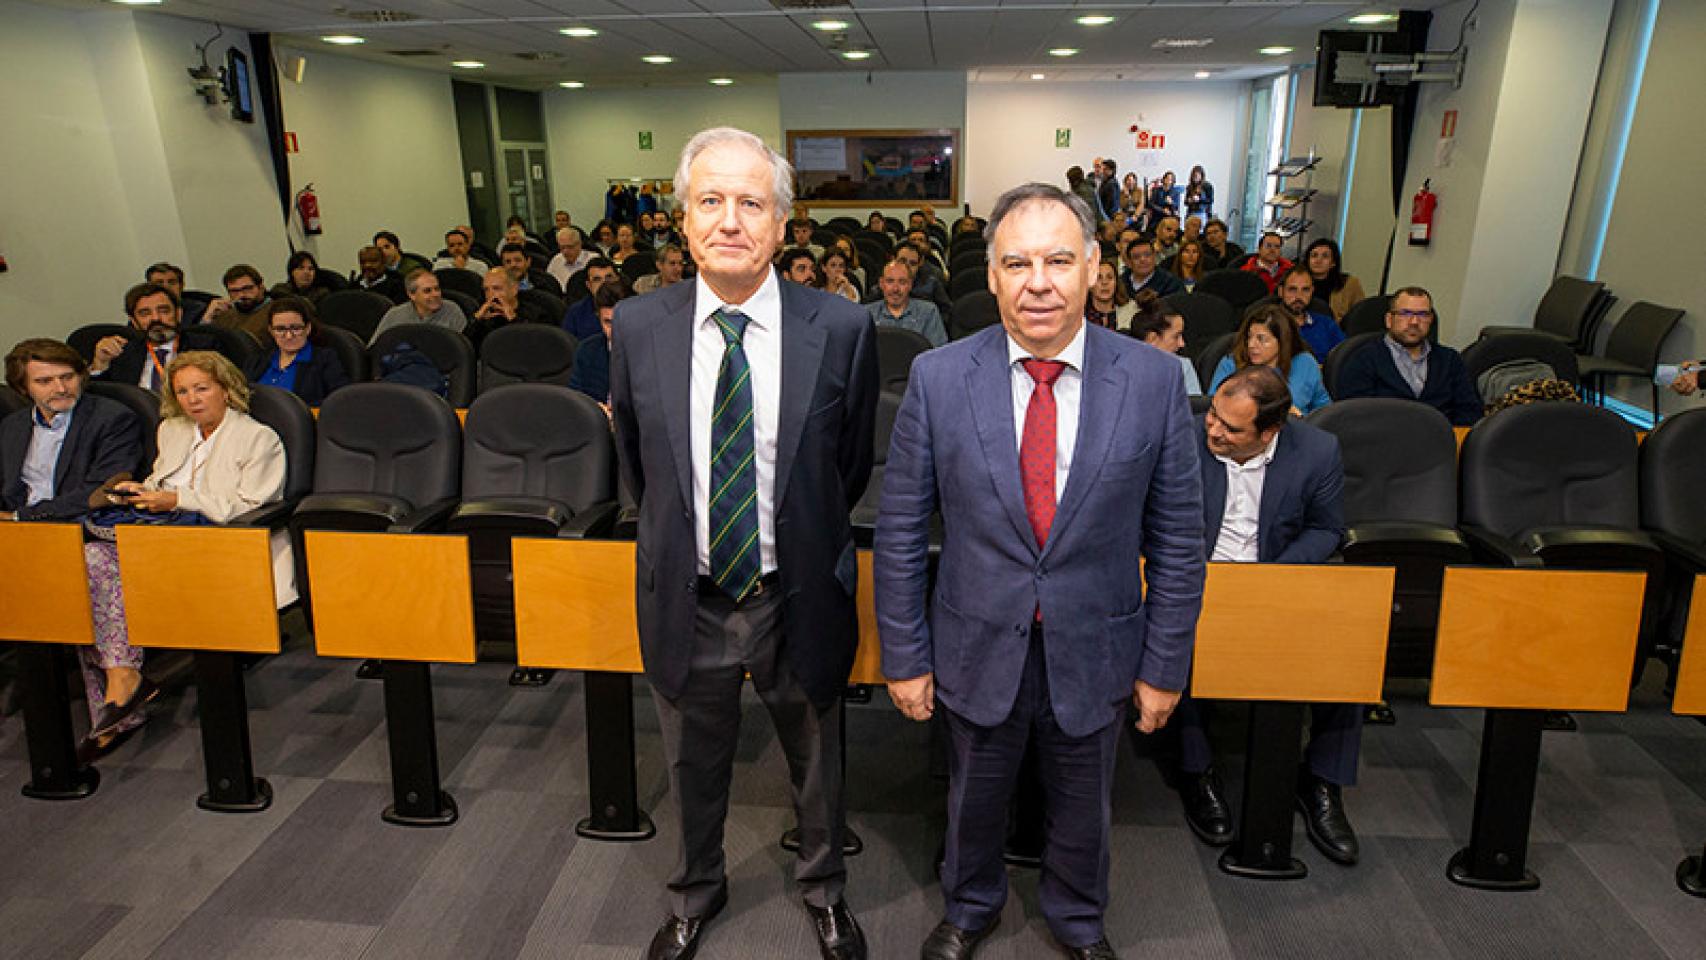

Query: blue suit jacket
[876,323,1206,738]
[0,394,142,520]
[1199,419,1345,563]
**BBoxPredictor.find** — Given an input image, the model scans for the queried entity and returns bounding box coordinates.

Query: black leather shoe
[90,678,158,740]
[1295,770,1359,865]
[1064,938,1120,960]
[806,900,866,960]
[921,914,999,960]
[645,884,727,960]
[1179,767,1234,847]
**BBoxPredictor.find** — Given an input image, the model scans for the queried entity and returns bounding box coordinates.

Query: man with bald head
[547,227,593,289]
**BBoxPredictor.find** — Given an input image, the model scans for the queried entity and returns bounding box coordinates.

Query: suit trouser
[652,585,846,916]
[941,627,1120,949]
[1172,693,1364,786]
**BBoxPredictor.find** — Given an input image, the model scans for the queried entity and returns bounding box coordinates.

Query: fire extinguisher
[1409,179,1436,247]
[295,184,323,236]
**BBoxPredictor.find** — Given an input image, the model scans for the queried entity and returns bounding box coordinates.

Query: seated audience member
[502,218,546,257]
[1122,239,1185,298]
[1118,171,1144,221]
[373,230,431,276]
[1241,232,1293,293]
[1162,364,1354,860]
[1153,216,1182,260]
[1125,291,1203,396]
[867,258,946,348]
[1115,226,1143,262]
[1209,303,1331,414]
[904,228,945,267]
[270,251,338,305]
[553,209,573,234]
[80,351,290,756]
[1303,238,1366,321]
[789,219,824,259]
[246,296,352,406]
[432,228,489,274]
[779,248,819,286]
[144,261,207,325]
[205,264,272,341]
[866,210,889,234]
[560,258,620,341]
[350,245,407,303]
[1181,215,1204,247]
[634,243,686,295]
[469,267,555,349]
[906,209,927,232]
[1147,171,1181,223]
[1166,239,1209,293]
[547,228,594,289]
[950,215,980,239]
[1279,266,1345,361]
[93,284,226,392]
[819,248,860,302]
[609,223,643,266]
[1086,261,1135,330]
[590,221,616,254]
[370,269,468,344]
[456,224,500,265]
[1185,166,1215,220]
[1200,219,1243,270]
[1333,286,1480,425]
[894,242,948,307]
[832,236,867,289]
[498,243,539,291]
[2,339,142,522]
[569,282,629,412]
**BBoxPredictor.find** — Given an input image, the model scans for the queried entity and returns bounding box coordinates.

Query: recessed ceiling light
[321,35,365,45]
[841,49,872,60]
[1030,73,1046,80]
[1194,70,1213,79]
[1259,46,1294,56]
[1349,13,1400,25]
[109,0,164,5]
[1075,15,1115,27]
[559,26,599,38]
[559,81,585,89]
[1153,38,1215,49]
[452,60,486,69]
[812,19,850,32]
[709,77,734,86]
[1048,48,1079,57]
[642,54,674,64]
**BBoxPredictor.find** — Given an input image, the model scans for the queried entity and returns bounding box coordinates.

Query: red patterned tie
[1019,358,1067,549]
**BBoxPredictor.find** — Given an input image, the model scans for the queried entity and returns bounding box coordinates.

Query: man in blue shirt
[1281,267,1344,362]
[2,339,141,521]
[867,259,946,347]
[561,258,620,341]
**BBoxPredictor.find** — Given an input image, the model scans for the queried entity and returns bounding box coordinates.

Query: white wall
[542,80,781,227]
[964,80,1246,219]
[277,44,467,274]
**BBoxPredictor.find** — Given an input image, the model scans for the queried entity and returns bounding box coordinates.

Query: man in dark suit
[90,283,228,393]
[877,183,1206,960]
[1120,239,1184,299]
[1333,286,1481,425]
[1162,365,1357,863]
[2,338,142,521]
[609,126,878,960]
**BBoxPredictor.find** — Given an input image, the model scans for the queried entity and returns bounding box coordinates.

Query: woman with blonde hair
[1207,304,1330,413]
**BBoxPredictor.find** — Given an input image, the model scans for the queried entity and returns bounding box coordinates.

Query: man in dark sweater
[1332,286,1481,425]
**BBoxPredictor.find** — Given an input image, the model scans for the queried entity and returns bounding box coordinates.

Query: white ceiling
[50,0,1456,87]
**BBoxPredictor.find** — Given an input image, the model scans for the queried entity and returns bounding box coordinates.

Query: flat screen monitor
[226,48,255,123]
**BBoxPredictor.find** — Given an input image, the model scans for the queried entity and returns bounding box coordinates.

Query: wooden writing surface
[305,530,475,663]
[0,523,94,645]
[116,525,281,654]
[1669,576,1706,715]
[512,538,643,672]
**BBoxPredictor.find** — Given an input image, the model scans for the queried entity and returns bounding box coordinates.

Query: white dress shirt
[1210,432,1280,562]
[547,249,593,288]
[1006,321,1087,501]
[691,271,782,575]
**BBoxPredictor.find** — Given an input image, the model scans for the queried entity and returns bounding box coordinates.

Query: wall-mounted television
[786,129,959,207]
[226,47,255,122]
[1313,29,1415,108]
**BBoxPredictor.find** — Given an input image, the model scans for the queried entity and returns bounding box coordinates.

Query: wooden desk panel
[305,531,476,663]
[512,539,643,672]
[1670,576,1706,715]
[1430,567,1644,711]
[116,526,281,654]
[1191,563,1394,703]
[0,523,94,645]
[849,551,885,685]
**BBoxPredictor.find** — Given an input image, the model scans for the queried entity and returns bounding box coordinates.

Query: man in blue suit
[877,183,1206,960]
[1162,365,1357,864]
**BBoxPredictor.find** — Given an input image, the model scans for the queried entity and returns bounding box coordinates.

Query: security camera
[187,64,226,105]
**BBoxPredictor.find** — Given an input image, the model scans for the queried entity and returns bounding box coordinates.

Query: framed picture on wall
[786,129,959,207]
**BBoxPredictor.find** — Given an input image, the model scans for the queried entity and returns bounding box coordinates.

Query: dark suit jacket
[610,278,879,707]
[1199,419,1345,564]
[0,394,142,520]
[1334,336,1482,426]
[568,332,611,404]
[95,329,230,389]
[876,324,1207,738]
[245,345,352,408]
[1125,267,1184,299]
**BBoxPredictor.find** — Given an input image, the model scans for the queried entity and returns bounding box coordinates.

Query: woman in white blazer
[81,351,290,756]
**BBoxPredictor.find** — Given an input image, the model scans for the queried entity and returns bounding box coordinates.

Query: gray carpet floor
[3,623,1706,960]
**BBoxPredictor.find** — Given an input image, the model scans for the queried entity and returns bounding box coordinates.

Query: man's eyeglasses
[270,324,308,335]
[1391,310,1434,321]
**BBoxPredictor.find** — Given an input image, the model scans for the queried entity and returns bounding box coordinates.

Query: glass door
[1237,84,1274,250]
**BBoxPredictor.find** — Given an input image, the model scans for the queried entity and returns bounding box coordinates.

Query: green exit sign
[1055,128,1071,149]
[638,131,653,151]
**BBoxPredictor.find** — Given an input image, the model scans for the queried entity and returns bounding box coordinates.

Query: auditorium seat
[1478,275,1612,351]
[948,269,988,300]
[67,323,136,364]
[442,289,480,320]
[1194,332,1235,391]
[876,326,933,398]
[242,385,316,528]
[434,267,485,302]
[855,241,890,275]
[317,290,392,343]
[0,386,26,417]
[367,323,477,407]
[948,235,986,259]
[319,325,370,383]
[1461,330,1579,402]
[1309,399,1471,677]
[1638,407,1706,680]
[619,252,656,283]
[1575,301,1684,412]
[1164,292,1236,359]
[563,270,591,305]
[191,323,265,374]
[518,288,566,323]
[478,324,578,392]
[526,270,562,297]
[948,248,986,277]
[1323,332,1381,398]
[1194,269,1268,313]
[851,392,902,544]
[1341,294,1441,342]
[947,290,1000,341]
[84,381,161,473]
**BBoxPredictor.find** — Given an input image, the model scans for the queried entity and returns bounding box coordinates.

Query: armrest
[1458,523,1543,568]
[1650,531,1706,574]
[1522,525,1662,570]
[560,500,620,539]
[610,506,638,542]
[229,497,301,530]
[390,497,462,534]
[292,492,413,530]
[1342,522,1472,563]
[451,496,570,531]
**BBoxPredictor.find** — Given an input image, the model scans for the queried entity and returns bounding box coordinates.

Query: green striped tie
[707,308,762,601]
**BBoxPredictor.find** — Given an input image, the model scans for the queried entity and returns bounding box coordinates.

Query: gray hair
[555,227,578,245]
[983,182,1097,256]
[674,126,794,221]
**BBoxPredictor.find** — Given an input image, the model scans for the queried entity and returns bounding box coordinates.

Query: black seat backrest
[1195,332,1235,391]
[461,384,613,513]
[1533,275,1606,345]
[314,269,349,293]
[1323,332,1381,398]
[1340,295,1390,338]
[518,288,566,324]
[527,270,562,297]
[183,324,264,374]
[1308,399,1457,526]
[1461,332,1579,389]
[948,270,989,300]
[1640,407,1706,544]
[68,324,137,364]
[620,252,656,282]
[317,290,392,343]
[563,270,591,305]
[1194,269,1268,312]
[247,385,315,500]
[84,381,161,475]
[319,325,370,382]
[1599,301,1684,369]
[948,290,1000,340]
[367,323,477,407]
[312,382,461,507]
[1459,402,1638,540]
[442,289,480,321]
[1163,292,1236,359]
[0,385,27,417]
[478,324,578,392]
[434,267,485,302]
[876,326,933,397]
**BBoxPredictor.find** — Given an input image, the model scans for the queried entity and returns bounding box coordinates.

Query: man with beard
[92,283,226,392]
